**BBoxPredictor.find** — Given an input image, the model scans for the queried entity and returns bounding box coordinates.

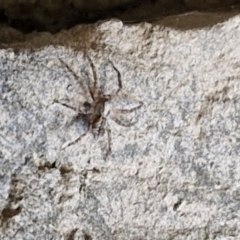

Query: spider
[54,54,143,158]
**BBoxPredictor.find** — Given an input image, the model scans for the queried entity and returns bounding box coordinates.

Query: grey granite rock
[1,16,240,239]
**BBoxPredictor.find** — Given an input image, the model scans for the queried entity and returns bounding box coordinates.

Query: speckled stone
[1,16,240,239]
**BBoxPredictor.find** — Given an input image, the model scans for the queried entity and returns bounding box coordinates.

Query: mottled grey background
[1,16,240,239]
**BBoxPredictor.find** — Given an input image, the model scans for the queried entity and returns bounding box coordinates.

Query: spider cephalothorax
[55,54,142,158]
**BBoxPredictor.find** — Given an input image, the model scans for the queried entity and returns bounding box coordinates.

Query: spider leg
[98,117,111,159]
[112,101,143,114]
[86,54,99,101]
[62,126,90,149]
[109,60,122,99]
[53,99,77,112]
[58,58,90,102]
[95,116,106,137]
[110,115,137,127]
[122,93,143,105]
[105,127,112,159]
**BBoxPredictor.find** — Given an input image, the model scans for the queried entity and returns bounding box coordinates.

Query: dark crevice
[67,228,78,240]
[0,1,240,34]
[59,164,73,175]
[83,232,92,240]
[38,161,56,171]
[0,178,24,224]
[1,206,22,221]
[0,9,8,23]
[0,1,143,33]
[173,198,183,211]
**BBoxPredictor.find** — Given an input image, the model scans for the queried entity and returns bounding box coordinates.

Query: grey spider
[54,54,143,158]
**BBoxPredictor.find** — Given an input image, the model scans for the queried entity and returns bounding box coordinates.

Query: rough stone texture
[1,14,240,240]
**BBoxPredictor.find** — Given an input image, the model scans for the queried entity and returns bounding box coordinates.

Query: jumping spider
[54,54,143,158]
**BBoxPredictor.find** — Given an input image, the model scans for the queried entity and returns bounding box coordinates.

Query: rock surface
[1,15,240,239]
